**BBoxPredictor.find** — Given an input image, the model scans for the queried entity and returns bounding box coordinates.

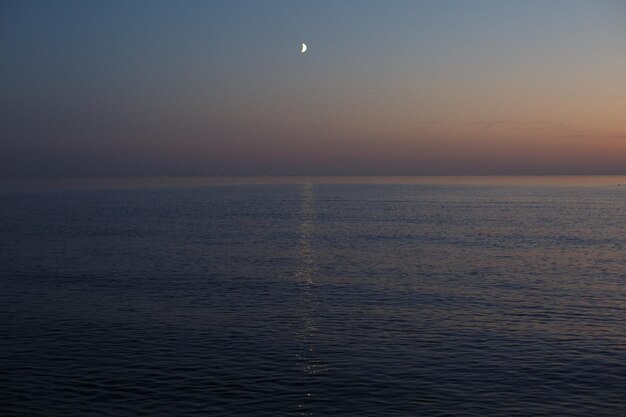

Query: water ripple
[1,184,625,416]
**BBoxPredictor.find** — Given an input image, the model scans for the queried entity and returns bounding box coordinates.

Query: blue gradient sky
[2,0,626,176]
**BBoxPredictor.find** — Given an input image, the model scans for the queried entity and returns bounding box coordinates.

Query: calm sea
[1,177,625,416]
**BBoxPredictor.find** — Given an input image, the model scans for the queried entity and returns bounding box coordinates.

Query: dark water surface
[2,179,626,416]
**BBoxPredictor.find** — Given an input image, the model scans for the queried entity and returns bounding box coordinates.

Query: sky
[1,0,626,176]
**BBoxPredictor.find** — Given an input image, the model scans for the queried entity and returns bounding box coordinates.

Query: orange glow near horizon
[2,1,626,176]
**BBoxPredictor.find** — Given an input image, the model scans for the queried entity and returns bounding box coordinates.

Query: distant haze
[2,0,626,177]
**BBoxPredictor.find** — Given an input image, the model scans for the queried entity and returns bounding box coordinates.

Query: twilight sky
[2,0,626,176]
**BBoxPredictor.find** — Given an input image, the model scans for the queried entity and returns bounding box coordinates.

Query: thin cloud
[555,133,626,139]
[556,134,591,138]
[419,119,558,129]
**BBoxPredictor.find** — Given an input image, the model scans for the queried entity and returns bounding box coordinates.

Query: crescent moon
[301,43,307,53]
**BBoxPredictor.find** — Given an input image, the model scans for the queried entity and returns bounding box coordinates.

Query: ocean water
[1,178,626,416]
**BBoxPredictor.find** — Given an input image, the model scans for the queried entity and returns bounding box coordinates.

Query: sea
[1,176,625,416]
